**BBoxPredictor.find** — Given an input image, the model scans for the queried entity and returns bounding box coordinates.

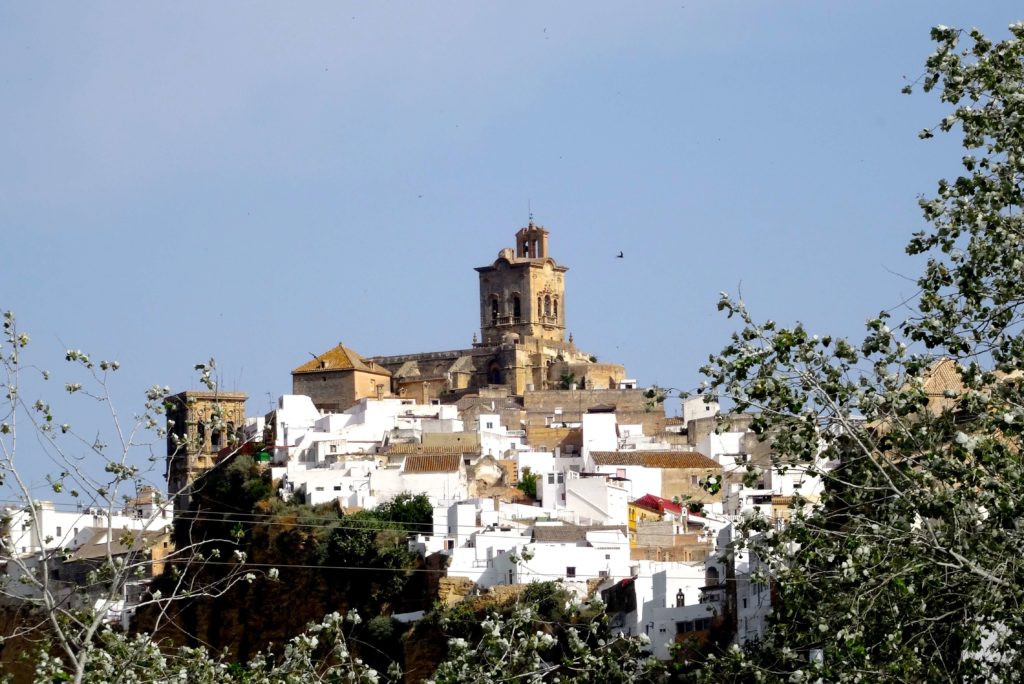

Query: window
[566,566,576,578]
[334,485,342,491]
[491,296,499,325]
[330,444,338,454]
[486,421,494,429]
[742,598,748,609]
[544,295,551,316]
[676,618,712,633]
[691,475,700,486]
[556,473,564,484]
[605,554,611,559]
[599,570,609,578]
[315,486,325,492]
[513,295,521,319]
[553,297,558,318]
[548,473,555,484]
[56,526,62,537]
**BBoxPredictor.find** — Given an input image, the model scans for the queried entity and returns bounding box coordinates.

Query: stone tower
[165,390,247,509]
[475,222,567,344]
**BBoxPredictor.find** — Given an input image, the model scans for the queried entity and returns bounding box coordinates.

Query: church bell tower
[475,222,568,345]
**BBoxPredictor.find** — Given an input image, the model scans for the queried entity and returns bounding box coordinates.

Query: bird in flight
[616,251,624,259]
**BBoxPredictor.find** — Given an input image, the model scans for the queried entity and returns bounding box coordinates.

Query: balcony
[489,315,523,327]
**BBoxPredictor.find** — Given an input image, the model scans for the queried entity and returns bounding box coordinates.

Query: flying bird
[616,251,624,259]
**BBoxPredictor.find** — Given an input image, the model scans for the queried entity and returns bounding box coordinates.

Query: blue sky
[2,2,1021,495]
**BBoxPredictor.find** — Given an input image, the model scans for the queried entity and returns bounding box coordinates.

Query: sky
[2,2,1022,497]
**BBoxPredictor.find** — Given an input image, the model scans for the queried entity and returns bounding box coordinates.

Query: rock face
[134,512,432,664]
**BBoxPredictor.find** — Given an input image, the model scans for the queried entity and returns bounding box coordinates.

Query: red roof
[631,493,682,516]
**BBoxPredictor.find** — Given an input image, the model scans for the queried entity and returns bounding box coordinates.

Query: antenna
[528,200,533,225]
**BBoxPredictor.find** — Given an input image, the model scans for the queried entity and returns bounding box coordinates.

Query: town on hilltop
[5,222,831,663]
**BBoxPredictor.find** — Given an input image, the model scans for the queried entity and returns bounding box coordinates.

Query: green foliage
[695,23,1024,683]
[517,469,539,498]
[559,372,577,390]
[373,492,433,532]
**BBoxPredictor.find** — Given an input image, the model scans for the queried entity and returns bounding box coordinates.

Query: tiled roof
[71,528,168,561]
[292,345,392,376]
[386,443,479,455]
[631,493,683,516]
[532,523,627,544]
[402,453,462,473]
[591,451,719,469]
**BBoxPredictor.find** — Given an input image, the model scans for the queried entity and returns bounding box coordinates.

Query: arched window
[705,566,720,586]
[488,361,503,385]
[553,297,558,319]
[491,296,499,325]
[537,296,542,316]
[544,295,551,317]
[512,295,521,320]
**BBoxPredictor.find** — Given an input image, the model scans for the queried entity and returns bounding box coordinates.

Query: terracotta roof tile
[402,453,462,473]
[292,345,392,376]
[591,451,719,469]
[386,444,479,455]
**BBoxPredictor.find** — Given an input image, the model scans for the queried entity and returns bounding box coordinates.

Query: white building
[3,495,172,558]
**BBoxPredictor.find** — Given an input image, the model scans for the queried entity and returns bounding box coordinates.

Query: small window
[548,474,555,484]
[566,566,576,578]
[486,422,494,429]
[334,485,342,491]
[556,473,564,484]
[315,486,325,492]
[605,554,611,560]
[598,570,609,578]
[742,598,748,609]
[55,527,62,537]
[691,475,700,486]
[330,444,338,453]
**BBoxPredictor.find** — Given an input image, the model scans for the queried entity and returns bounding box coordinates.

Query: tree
[517,469,539,499]
[0,313,258,684]
[694,22,1024,682]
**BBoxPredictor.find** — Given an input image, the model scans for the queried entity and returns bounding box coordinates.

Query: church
[292,222,629,411]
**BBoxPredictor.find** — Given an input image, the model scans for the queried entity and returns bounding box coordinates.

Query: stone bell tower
[475,221,567,345]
